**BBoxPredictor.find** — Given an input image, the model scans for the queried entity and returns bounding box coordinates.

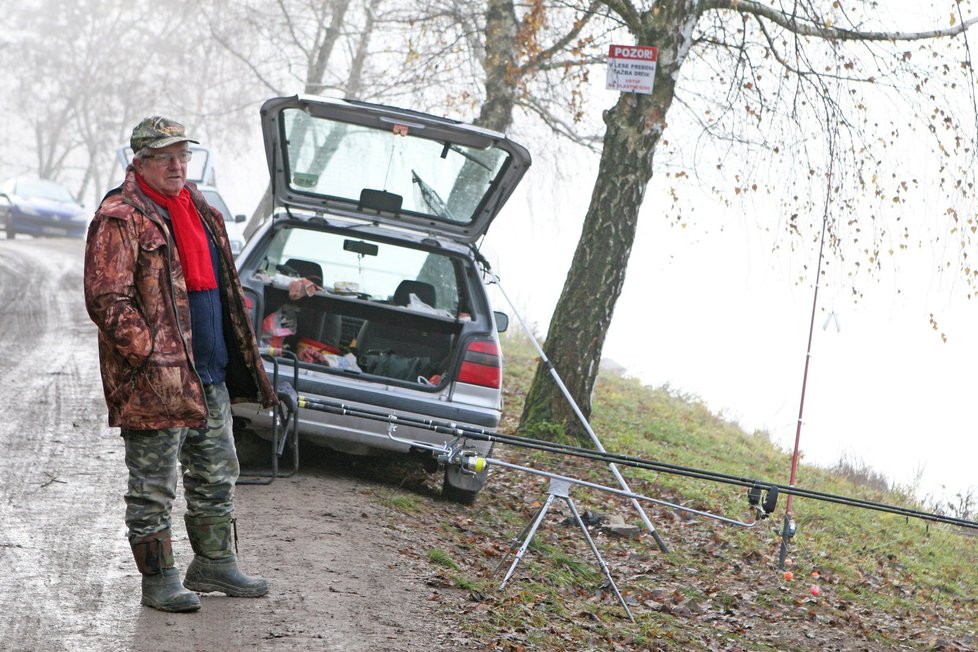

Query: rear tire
[441,480,480,505]
[441,461,489,505]
[1,209,14,239]
[233,424,270,468]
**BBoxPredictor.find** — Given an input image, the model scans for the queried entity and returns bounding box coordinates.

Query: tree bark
[518,1,699,441]
[476,0,519,133]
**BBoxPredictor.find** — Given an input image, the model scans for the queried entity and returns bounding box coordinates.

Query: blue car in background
[0,177,88,239]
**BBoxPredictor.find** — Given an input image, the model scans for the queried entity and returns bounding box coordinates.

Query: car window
[200,188,232,222]
[260,227,461,314]
[281,108,509,226]
[14,179,76,203]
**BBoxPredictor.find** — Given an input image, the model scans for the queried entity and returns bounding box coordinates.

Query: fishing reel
[747,484,779,519]
[438,446,487,477]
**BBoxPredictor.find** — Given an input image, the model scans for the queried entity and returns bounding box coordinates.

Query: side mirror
[235,214,247,223]
[493,311,509,333]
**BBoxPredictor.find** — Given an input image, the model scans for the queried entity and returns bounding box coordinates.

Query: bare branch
[598,0,641,33]
[517,95,603,151]
[707,0,978,42]
[521,0,601,72]
[204,10,283,96]
[531,53,606,72]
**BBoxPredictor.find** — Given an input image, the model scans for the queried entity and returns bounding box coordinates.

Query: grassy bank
[382,332,978,650]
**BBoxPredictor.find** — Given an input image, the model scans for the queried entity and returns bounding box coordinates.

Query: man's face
[134,142,190,197]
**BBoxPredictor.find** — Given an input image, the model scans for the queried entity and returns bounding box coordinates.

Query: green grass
[377,490,420,514]
[427,547,460,570]
[398,331,978,650]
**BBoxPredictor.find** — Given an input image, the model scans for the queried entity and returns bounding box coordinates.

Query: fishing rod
[294,394,777,538]
[293,393,978,531]
[779,127,836,568]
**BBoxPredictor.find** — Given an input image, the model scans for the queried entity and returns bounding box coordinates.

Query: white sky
[473,161,978,509]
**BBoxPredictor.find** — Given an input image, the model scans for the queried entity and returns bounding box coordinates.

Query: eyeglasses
[141,151,193,165]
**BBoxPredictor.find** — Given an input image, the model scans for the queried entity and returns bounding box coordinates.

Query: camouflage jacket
[84,167,276,429]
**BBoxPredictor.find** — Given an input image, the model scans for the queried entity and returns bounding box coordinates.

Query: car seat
[390,280,436,308]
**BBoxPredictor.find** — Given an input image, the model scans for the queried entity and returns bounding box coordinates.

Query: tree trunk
[518,3,699,442]
[477,0,519,133]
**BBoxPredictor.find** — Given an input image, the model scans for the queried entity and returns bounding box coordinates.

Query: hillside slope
[396,333,978,651]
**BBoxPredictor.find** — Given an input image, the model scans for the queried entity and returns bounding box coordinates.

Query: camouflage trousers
[122,382,240,543]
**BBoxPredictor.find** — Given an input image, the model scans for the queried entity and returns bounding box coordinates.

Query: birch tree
[519,1,978,440]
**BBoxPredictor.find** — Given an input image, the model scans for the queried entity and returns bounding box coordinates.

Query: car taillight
[457,340,501,389]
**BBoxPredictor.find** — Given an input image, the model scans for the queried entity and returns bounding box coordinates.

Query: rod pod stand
[491,478,635,621]
[488,271,669,553]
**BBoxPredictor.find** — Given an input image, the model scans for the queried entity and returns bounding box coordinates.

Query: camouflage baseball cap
[130,116,199,153]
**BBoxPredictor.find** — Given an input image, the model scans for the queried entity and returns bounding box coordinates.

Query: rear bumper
[232,362,499,457]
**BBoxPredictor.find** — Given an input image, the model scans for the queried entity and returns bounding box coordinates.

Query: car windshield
[281,108,510,226]
[16,179,75,203]
[256,226,463,315]
[200,188,232,222]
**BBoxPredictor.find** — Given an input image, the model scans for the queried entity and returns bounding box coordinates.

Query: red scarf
[136,173,217,291]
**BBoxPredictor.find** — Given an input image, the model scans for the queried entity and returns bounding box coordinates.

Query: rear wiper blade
[447,144,493,171]
[411,170,457,221]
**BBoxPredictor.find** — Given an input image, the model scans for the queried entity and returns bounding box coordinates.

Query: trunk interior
[258,283,461,386]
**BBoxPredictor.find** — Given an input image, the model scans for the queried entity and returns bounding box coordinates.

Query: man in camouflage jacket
[84,116,277,613]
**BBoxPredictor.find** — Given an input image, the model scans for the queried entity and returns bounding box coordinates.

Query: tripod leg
[565,497,635,622]
[491,516,535,578]
[496,493,556,590]
[490,500,546,579]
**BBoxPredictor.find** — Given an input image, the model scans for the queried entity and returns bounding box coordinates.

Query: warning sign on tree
[606,44,658,95]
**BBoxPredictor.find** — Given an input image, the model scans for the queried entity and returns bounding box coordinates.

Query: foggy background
[2,0,976,510]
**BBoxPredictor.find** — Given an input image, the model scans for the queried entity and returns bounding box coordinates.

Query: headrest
[284,258,323,285]
[393,280,436,307]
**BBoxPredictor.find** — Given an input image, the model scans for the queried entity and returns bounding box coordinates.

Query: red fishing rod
[779,139,835,569]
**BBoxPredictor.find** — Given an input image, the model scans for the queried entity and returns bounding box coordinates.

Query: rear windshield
[281,108,510,226]
[256,226,465,315]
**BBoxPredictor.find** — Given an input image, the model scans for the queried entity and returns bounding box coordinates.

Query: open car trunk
[245,222,481,388]
[258,276,462,386]
[260,95,531,245]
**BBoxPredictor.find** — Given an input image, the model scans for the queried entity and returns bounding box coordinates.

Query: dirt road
[0,238,464,651]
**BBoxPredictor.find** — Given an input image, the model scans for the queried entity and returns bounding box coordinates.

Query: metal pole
[494,478,635,621]
[498,493,556,589]
[491,277,669,553]
[564,490,635,621]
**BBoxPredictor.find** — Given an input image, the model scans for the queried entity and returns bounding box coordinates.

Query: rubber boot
[131,530,201,613]
[183,515,268,598]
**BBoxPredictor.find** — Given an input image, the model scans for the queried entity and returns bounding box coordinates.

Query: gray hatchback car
[231,95,531,502]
